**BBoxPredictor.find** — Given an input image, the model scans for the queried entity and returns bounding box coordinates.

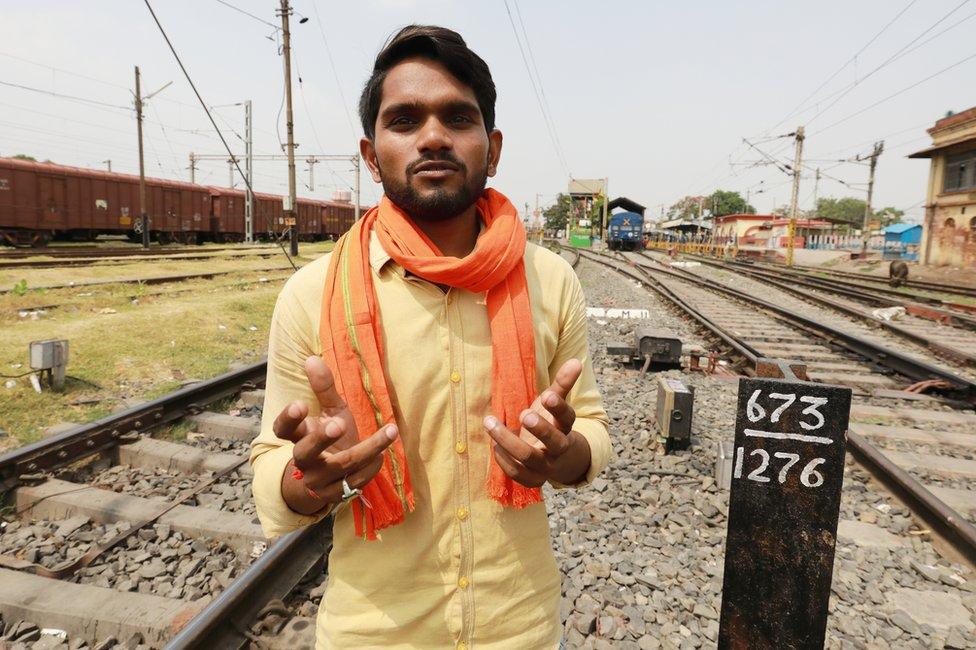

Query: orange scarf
[319,188,540,540]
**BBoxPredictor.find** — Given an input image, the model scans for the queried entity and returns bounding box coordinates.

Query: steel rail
[691,255,976,329]
[572,246,976,566]
[682,255,976,365]
[630,254,976,403]
[165,518,333,650]
[795,263,976,299]
[0,250,281,270]
[0,360,267,490]
[0,245,271,260]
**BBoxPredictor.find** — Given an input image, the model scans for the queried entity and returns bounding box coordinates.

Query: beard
[380,154,488,222]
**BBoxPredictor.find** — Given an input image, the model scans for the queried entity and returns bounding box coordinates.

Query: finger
[539,390,576,434]
[484,416,545,471]
[492,443,546,488]
[520,409,570,457]
[273,401,310,443]
[305,356,346,413]
[547,358,583,400]
[323,424,398,477]
[293,417,345,470]
[307,457,384,502]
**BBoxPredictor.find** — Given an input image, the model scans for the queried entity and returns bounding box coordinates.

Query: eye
[389,116,415,127]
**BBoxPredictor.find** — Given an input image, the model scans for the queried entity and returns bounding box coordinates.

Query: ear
[486,129,503,178]
[360,137,383,183]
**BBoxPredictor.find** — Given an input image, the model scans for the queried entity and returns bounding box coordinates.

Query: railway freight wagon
[321,200,358,239]
[607,211,645,251]
[296,198,324,241]
[0,156,210,246]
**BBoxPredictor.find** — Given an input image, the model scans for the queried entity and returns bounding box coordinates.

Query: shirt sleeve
[250,275,333,538]
[549,261,612,488]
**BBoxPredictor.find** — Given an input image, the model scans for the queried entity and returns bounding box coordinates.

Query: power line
[143,0,296,271]
[764,0,918,135]
[213,0,279,30]
[501,0,569,176]
[813,50,976,135]
[803,0,973,128]
[310,1,358,141]
[0,79,130,111]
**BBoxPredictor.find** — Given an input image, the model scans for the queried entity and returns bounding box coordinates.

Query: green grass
[0,241,334,449]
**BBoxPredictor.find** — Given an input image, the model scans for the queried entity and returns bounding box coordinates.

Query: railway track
[0,363,331,649]
[0,245,273,261]
[0,249,289,271]
[570,246,976,566]
[679,254,976,366]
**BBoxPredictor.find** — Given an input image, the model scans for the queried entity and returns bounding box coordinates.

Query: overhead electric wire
[213,0,279,31]
[765,0,918,135]
[143,0,296,271]
[0,79,130,111]
[501,0,569,176]
[310,1,358,141]
[813,50,976,135]
[803,0,973,128]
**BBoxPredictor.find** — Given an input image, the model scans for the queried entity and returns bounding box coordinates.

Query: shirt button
[456,507,469,521]
[457,643,467,650]
[450,370,461,383]
[455,441,466,454]
[458,576,469,589]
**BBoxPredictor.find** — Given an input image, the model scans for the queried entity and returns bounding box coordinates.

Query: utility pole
[860,141,884,256]
[279,0,299,256]
[785,126,805,267]
[812,167,821,217]
[132,67,170,249]
[188,152,197,184]
[306,156,318,192]
[103,160,112,172]
[245,100,253,243]
[228,156,237,188]
[354,156,361,221]
[134,66,150,249]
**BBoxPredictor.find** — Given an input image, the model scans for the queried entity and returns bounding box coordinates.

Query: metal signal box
[655,376,694,452]
[29,338,69,391]
[607,328,683,370]
[636,329,682,367]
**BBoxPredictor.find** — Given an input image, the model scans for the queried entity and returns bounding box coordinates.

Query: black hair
[358,25,496,140]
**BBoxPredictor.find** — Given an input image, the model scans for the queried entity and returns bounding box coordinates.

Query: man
[250,25,610,649]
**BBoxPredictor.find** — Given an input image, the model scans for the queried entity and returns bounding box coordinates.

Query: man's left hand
[483,358,592,488]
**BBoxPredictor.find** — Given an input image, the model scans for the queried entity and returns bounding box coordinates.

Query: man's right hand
[273,356,398,514]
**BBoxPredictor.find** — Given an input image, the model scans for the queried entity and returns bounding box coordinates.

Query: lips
[411,160,460,177]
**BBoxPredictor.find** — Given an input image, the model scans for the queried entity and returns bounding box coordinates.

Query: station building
[909,106,976,266]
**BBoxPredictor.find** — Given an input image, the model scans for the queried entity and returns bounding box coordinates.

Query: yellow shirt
[250,231,611,649]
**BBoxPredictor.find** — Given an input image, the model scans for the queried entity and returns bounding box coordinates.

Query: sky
[1,0,973,225]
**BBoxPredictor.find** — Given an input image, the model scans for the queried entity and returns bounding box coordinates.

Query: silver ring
[341,477,361,502]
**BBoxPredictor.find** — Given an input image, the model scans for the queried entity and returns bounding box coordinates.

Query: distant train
[607,210,644,251]
[0,156,363,247]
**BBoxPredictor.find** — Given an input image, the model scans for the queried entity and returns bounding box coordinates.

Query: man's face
[361,57,502,222]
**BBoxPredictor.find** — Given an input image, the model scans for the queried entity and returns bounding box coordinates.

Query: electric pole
[812,167,821,217]
[354,156,361,221]
[135,66,149,249]
[245,100,253,243]
[279,0,299,256]
[306,156,318,192]
[785,126,805,267]
[228,156,237,188]
[860,140,884,256]
[103,160,112,172]
[188,152,197,184]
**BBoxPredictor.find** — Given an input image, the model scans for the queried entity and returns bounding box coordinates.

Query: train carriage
[0,156,210,246]
[607,211,645,251]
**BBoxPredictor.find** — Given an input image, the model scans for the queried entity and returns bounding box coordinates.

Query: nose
[416,116,453,154]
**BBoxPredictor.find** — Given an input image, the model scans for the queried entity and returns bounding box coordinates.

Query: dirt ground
[811,256,976,289]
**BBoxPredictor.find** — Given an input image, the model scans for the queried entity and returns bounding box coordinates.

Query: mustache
[406,153,466,174]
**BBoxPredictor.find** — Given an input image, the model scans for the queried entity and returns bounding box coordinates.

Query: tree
[873,206,904,226]
[11,154,36,161]
[667,195,705,220]
[708,189,755,216]
[815,197,865,225]
[543,193,572,232]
